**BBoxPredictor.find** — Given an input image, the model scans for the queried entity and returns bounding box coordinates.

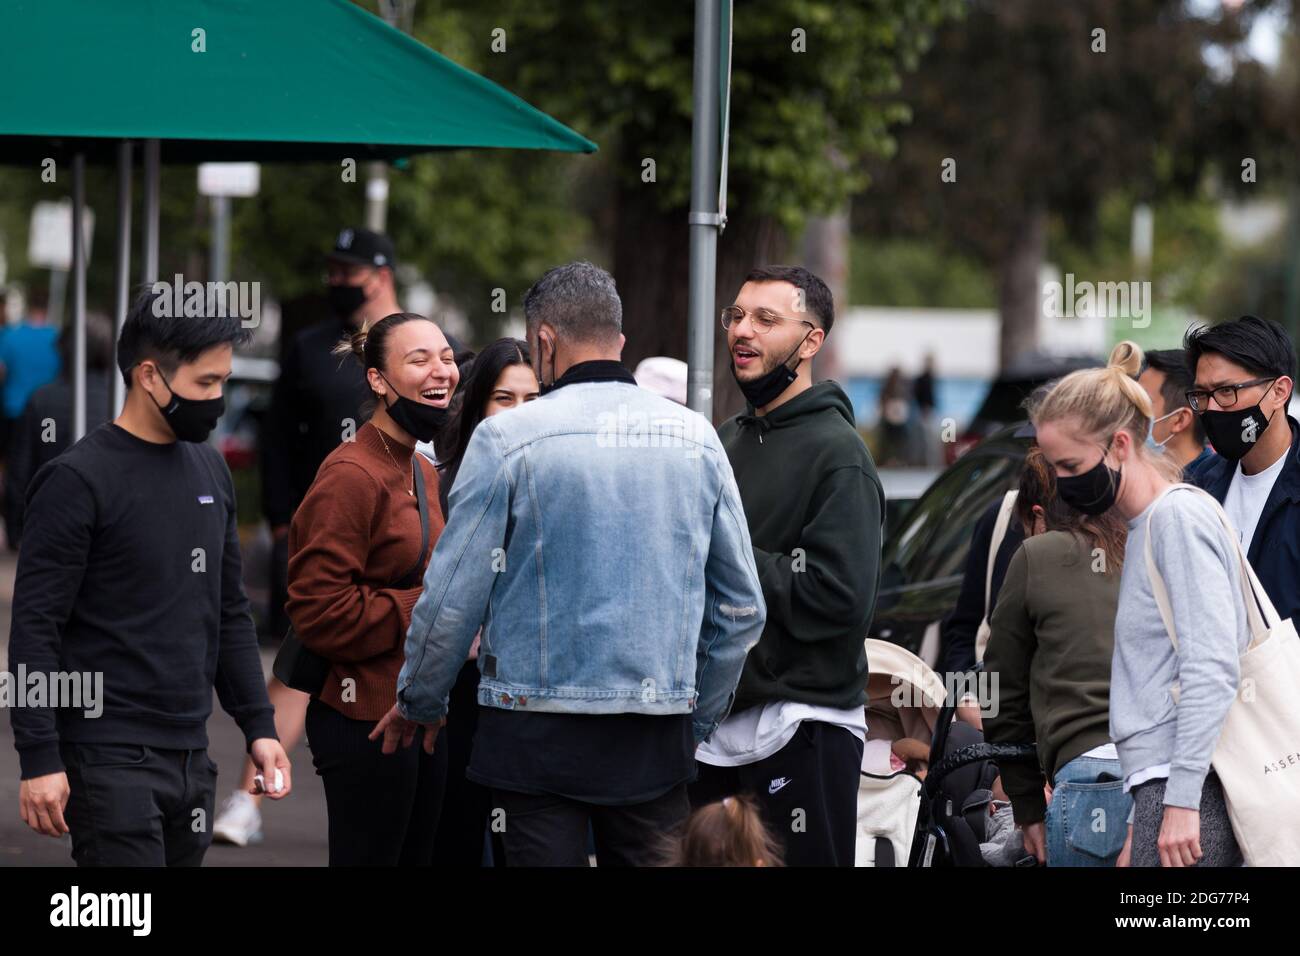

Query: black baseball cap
[327,227,396,270]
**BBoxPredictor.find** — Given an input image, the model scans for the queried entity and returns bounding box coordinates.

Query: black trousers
[60,741,217,867]
[432,660,505,865]
[270,533,291,640]
[689,720,864,866]
[306,697,448,866]
[491,783,690,867]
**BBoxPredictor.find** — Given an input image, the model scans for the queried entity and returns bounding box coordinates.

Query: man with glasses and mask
[1185,315,1300,624]
[689,265,884,866]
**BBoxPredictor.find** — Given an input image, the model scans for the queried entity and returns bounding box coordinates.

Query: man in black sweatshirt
[9,289,290,866]
[691,265,884,866]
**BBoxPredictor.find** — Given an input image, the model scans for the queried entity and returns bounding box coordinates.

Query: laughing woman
[287,312,458,866]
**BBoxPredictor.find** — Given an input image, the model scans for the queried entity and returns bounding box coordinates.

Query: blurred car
[211,355,278,636]
[944,354,1099,465]
[872,424,1033,665]
[878,466,941,538]
[212,355,278,473]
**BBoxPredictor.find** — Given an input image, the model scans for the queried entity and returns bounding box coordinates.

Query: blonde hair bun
[1108,340,1144,379]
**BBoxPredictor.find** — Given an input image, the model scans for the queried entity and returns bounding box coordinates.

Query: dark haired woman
[288,312,458,865]
[430,337,538,865]
[982,447,1132,866]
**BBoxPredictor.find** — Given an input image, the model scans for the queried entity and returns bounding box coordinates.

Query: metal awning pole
[113,141,133,415]
[142,139,160,284]
[72,153,87,441]
[686,0,722,419]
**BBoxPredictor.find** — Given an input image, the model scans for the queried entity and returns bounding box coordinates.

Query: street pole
[142,138,160,285]
[72,153,87,441]
[113,141,133,415]
[686,0,722,420]
[211,194,230,283]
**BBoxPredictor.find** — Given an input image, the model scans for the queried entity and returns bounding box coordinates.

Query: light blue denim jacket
[396,377,766,743]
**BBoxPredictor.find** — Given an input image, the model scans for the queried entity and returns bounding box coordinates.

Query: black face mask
[148,368,225,443]
[1199,401,1274,462]
[534,333,559,396]
[327,283,367,321]
[378,372,449,443]
[731,330,811,409]
[1055,441,1123,516]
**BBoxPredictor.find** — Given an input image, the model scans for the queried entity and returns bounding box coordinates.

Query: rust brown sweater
[287,421,442,720]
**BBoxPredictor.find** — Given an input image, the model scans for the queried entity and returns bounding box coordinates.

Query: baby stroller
[855,641,1038,867]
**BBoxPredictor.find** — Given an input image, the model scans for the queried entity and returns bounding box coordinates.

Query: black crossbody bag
[272,460,431,696]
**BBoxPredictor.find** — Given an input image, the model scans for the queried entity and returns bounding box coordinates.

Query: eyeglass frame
[720,305,817,336]
[1185,376,1278,413]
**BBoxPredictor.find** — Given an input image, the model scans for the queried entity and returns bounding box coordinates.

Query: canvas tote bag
[1144,483,1300,866]
[974,490,1019,663]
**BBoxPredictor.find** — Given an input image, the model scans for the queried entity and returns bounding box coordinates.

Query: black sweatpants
[305,697,448,866]
[60,741,217,867]
[689,720,863,866]
[491,784,691,867]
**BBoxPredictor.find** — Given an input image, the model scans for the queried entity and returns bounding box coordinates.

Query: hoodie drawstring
[736,414,771,444]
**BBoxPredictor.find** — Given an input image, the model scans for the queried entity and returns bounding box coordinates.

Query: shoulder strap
[393,460,431,589]
[983,490,1019,620]
[1143,483,1272,654]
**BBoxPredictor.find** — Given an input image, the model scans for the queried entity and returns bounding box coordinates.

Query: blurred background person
[914,352,939,466]
[1138,349,1210,475]
[633,355,688,405]
[431,337,538,866]
[4,311,114,547]
[0,288,59,493]
[876,365,913,466]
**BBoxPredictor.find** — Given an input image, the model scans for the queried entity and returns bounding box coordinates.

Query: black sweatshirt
[9,423,277,779]
[718,381,884,713]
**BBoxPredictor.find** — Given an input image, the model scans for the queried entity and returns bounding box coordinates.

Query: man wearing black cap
[263,227,401,608]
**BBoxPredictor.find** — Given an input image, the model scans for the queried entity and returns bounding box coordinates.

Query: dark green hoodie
[718,381,884,713]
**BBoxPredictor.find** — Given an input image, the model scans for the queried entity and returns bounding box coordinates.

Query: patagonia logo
[197,495,214,505]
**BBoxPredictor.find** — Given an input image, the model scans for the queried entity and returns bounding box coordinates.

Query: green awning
[0,0,597,164]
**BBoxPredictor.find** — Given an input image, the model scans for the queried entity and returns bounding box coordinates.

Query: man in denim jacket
[374,261,766,866]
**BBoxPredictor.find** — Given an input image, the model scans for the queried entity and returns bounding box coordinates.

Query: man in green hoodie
[690,265,884,866]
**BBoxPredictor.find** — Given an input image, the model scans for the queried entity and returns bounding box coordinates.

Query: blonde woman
[1029,341,1247,867]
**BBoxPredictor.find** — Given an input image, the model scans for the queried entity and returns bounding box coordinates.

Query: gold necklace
[374,426,414,496]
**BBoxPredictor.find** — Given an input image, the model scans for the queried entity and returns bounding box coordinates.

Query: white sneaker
[213,791,263,847]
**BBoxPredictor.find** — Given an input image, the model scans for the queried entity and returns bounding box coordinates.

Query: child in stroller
[856,639,1039,867]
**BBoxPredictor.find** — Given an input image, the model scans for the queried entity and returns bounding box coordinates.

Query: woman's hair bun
[332,321,371,363]
[1108,339,1144,379]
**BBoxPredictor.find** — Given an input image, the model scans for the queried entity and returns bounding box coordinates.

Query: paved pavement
[0,548,329,867]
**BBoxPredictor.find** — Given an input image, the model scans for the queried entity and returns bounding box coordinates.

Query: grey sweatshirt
[1112,487,1250,810]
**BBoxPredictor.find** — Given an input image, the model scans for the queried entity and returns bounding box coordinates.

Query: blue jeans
[1044,755,1130,867]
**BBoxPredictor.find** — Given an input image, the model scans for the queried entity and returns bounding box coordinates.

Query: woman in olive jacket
[983,448,1132,867]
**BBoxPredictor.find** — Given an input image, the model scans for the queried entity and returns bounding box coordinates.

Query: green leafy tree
[854,0,1266,369]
